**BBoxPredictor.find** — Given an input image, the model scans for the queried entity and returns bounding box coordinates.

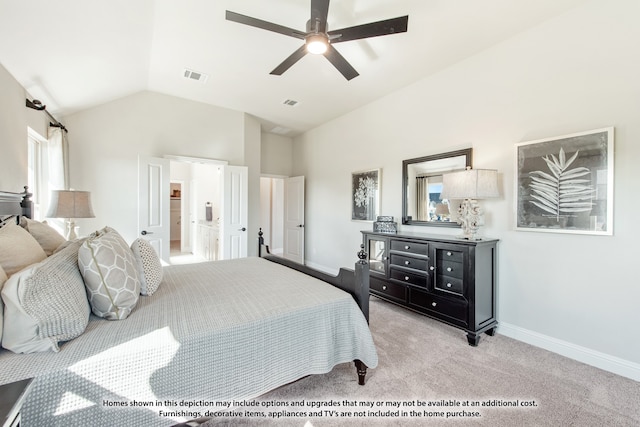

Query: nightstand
[0,378,33,427]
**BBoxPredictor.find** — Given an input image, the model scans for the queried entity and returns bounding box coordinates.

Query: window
[27,128,46,219]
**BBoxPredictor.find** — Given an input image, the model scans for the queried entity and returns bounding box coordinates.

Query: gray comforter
[0,257,378,426]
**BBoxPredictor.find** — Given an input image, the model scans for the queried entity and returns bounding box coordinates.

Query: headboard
[0,186,33,226]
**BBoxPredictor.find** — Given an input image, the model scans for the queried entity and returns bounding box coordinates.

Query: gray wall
[293,0,640,379]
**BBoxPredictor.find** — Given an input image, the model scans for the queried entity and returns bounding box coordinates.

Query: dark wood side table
[0,378,33,427]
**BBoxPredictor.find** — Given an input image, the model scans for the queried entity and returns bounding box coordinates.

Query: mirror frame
[402,148,473,227]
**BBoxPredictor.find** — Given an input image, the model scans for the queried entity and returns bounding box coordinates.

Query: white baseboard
[302,261,640,383]
[498,322,640,382]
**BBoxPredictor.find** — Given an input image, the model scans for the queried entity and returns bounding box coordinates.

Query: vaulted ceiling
[0,0,586,136]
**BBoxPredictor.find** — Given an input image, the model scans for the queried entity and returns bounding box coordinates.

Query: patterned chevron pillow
[78,227,140,320]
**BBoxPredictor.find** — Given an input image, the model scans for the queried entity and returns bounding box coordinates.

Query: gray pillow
[130,238,163,296]
[1,239,90,353]
[78,227,140,320]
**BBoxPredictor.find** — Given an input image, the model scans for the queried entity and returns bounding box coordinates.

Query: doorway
[260,175,305,263]
[138,155,248,264]
[260,177,285,255]
[169,181,183,256]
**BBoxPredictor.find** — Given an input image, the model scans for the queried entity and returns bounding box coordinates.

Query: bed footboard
[261,247,370,322]
[259,236,372,385]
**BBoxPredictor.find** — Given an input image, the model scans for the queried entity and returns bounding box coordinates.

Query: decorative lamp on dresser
[362,230,498,346]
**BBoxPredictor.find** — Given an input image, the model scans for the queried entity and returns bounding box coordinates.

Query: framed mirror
[402,148,472,226]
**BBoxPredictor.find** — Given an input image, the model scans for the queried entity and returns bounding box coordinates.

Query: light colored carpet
[196,297,639,426]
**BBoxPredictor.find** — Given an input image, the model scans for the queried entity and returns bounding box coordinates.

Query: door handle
[238,227,246,231]
[141,230,154,235]
[297,224,304,228]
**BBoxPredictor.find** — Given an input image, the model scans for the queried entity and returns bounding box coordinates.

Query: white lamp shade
[441,169,499,200]
[46,190,95,219]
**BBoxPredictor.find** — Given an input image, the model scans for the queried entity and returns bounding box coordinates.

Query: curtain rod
[25,98,68,132]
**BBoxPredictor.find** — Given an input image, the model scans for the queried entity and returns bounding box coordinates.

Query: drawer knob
[404,276,410,281]
[405,245,410,250]
[447,283,452,288]
[404,260,410,265]
[431,302,437,307]
[429,266,435,271]
[382,285,387,291]
[447,251,452,256]
[447,267,453,272]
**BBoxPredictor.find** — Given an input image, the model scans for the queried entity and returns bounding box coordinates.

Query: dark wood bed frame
[1,188,373,385]
[259,228,371,385]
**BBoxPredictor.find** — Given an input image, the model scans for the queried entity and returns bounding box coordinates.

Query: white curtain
[47,126,69,190]
[416,176,428,221]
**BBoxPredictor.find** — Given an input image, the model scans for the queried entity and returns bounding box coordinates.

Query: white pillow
[0,222,47,276]
[130,238,163,296]
[20,217,66,256]
[78,227,140,320]
[1,239,90,353]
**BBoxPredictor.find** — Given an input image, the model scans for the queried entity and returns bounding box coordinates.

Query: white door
[220,165,248,259]
[283,176,305,264]
[138,155,170,262]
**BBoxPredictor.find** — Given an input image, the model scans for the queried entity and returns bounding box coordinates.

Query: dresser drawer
[371,277,406,302]
[390,253,428,271]
[436,259,463,280]
[434,275,464,296]
[436,248,463,263]
[408,288,468,325]
[390,268,428,288]
[390,240,429,256]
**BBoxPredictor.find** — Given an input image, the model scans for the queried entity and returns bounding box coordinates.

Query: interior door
[283,176,305,264]
[220,165,248,259]
[138,155,170,262]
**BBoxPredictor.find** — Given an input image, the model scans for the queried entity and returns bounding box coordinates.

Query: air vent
[282,99,299,107]
[270,126,291,135]
[183,68,209,83]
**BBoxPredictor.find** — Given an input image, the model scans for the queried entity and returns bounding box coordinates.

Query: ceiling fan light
[306,35,328,55]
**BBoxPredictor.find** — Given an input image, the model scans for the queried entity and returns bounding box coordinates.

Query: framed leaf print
[352,169,380,221]
[515,127,614,235]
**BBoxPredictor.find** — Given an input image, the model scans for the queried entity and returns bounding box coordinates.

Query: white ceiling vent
[183,68,209,83]
[282,99,299,107]
[270,126,291,135]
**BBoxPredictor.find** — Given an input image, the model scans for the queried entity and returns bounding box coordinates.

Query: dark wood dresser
[362,231,498,345]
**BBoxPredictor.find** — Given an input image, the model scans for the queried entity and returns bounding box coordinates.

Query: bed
[0,188,378,426]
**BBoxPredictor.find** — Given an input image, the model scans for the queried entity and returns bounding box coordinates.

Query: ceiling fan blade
[226,10,306,39]
[324,45,359,81]
[310,0,330,33]
[270,45,308,76]
[328,15,408,43]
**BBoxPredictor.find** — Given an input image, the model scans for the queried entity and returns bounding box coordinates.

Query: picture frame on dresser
[351,168,380,221]
[515,127,614,235]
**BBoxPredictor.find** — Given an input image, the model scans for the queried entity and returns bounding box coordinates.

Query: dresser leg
[485,327,496,336]
[467,333,480,346]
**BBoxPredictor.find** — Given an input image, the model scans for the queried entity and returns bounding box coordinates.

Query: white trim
[498,322,640,382]
[164,154,228,165]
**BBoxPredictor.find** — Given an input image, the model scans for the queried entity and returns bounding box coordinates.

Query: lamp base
[65,219,78,240]
[456,199,483,240]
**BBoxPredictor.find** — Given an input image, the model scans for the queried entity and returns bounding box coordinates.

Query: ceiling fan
[226,0,409,81]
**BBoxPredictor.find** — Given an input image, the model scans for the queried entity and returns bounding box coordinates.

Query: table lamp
[46,190,95,240]
[441,168,499,240]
